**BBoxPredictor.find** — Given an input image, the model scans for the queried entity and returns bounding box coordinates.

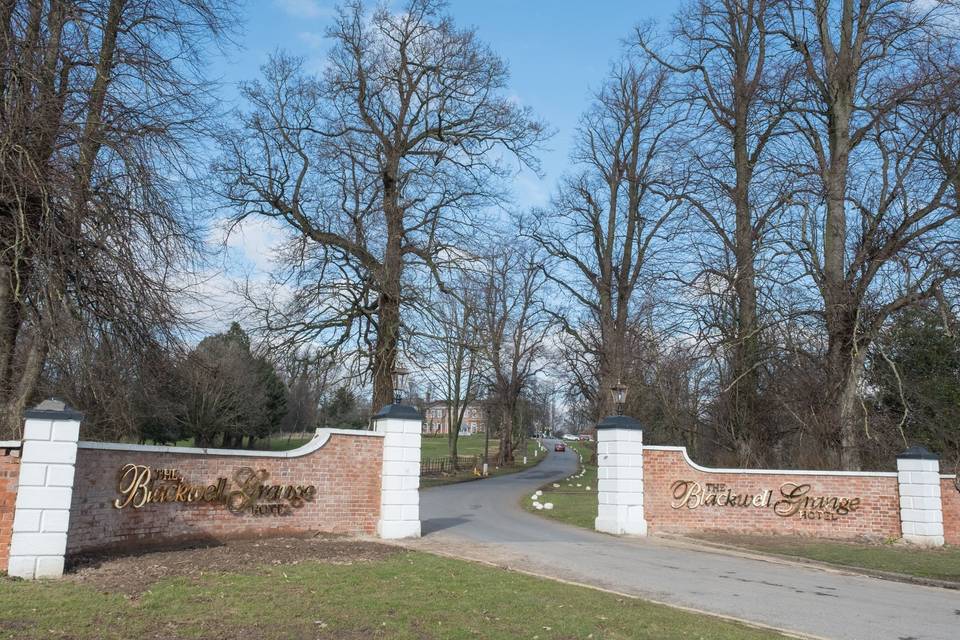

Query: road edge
[657,534,960,591]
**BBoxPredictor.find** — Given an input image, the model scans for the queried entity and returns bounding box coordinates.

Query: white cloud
[212,216,287,275]
[174,269,250,340]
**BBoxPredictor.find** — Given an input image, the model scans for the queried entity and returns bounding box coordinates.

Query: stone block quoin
[7,399,82,579]
[594,416,647,537]
[896,446,944,547]
[373,404,422,540]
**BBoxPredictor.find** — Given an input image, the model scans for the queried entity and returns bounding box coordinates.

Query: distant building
[422,401,487,435]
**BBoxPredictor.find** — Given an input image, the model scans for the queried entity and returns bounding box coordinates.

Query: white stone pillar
[9,399,82,579]
[896,446,944,547]
[595,416,647,536]
[373,404,422,539]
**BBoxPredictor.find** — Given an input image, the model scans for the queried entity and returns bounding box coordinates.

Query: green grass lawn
[524,440,599,529]
[0,550,786,639]
[421,439,545,488]
[421,433,494,459]
[694,534,960,584]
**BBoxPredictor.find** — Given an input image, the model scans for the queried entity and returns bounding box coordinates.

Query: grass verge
[0,548,787,639]
[691,534,960,584]
[523,440,599,529]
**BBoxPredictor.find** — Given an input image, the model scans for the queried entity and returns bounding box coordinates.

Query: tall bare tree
[416,278,482,463]
[214,0,546,412]
[639,0,798,465]
[0,0,235,437]
[477,245,551,464]
[530,55,681,420]
[777,0,960,468]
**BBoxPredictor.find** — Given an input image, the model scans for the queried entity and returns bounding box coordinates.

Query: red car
[554,442,566,452]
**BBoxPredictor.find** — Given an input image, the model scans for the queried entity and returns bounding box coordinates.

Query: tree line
[2,0,958,470]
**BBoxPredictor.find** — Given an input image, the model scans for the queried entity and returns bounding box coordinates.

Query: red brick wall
[643,448,901,540]
[942,476,960,546]
[67,433,383,556]
[0,448,20,572]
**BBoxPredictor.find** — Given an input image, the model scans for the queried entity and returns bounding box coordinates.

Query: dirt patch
[66,535,399,596]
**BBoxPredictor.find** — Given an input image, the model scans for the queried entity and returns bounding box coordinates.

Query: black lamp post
[373,363,421,421]
[391,365,410,404]
[596,380,641,432]
[611,380,628,416]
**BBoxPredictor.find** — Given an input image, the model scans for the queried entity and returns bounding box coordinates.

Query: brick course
[0,449,20,572]
[66,433,383,556]
[942,476,960,546]
[643,448,901,541]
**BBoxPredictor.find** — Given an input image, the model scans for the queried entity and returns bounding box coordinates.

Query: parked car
[554,442,566,452]
[579,434,593,442]
[562,434,579,441]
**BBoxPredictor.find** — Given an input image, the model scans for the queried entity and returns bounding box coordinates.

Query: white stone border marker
[373,404,422,539]
[896,445,944,547]
[595,415,647,536]
[9,399,83,579]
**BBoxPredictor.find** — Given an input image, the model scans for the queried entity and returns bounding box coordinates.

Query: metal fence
[420,455,484,476]
[420,449,536,476]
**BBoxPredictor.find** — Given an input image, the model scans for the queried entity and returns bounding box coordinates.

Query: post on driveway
[594,415,647,536]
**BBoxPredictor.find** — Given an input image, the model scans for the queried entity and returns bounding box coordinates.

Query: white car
[562,434,579,441]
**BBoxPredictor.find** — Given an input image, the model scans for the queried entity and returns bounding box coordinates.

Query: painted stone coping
[77,428,383,457]
[643,445,899,478]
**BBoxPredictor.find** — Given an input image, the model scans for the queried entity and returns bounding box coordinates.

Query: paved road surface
[415,440,959,640]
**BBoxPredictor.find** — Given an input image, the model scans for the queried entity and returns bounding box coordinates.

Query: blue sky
[195,0,682,328]
[211,0,681,209]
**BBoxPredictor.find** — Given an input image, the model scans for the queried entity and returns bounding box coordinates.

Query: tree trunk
[372,165,403,413]
[0,333,45,438]
[824,318,865,470]
[447,400,461,469]
[822,89,858,468]
[730,108,761,466]
[499,407,514,464]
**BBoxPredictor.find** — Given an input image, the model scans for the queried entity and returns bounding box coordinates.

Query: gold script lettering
[668,479,860,519]
[112,464,318,516]
[114,464,153,509]
[670,480,702,509]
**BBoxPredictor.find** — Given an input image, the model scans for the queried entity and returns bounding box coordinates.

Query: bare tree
[415,278,482,463]
[777,0,960,468]
[638,0,799,465]
[213,0,546,412]
[0,0,236,437]
[278,350,338,434]
[529,55,681,421]
[477,245,552,464]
